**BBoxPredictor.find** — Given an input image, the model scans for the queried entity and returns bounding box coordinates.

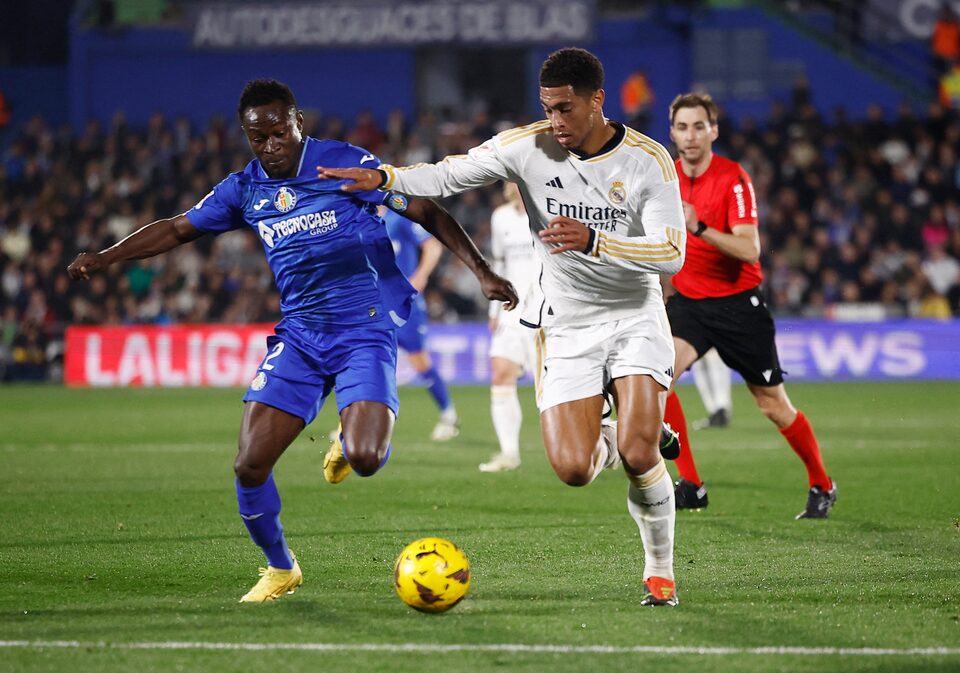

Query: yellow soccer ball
[394,537,470,613]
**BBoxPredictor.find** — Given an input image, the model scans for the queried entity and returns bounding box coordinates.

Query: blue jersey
[383,209,433,279]
[186,137,415,331]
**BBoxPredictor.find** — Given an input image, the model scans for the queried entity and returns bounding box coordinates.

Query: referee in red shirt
[663,93,836,519]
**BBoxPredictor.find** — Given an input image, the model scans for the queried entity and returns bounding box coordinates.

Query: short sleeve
[186,176,245,233]
[727,166,759,227]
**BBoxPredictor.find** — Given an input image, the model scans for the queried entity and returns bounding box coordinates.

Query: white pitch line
[1,641,958,657]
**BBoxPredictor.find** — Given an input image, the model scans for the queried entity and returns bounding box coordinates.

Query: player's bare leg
[540,395,611,486]
[481,356,524,472]
[235,401,305,602]
[611,374,678,606]
[747,383,836,519]
[340,400,395,476]
[610,375,667,475]
[236,401,304,487]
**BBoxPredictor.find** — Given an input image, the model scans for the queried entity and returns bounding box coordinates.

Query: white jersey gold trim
[381,121,686,326]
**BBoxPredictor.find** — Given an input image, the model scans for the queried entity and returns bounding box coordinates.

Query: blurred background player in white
[691,347,732,429]
[481,183,537,472]
[382,206,461,441]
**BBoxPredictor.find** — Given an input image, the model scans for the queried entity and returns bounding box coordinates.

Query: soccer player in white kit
[480,182,538,473]
[320,48,686,606]
[691,348,733,429]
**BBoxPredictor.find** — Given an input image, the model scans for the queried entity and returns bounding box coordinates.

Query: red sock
[779,410,830,490]
[665,390,701,486]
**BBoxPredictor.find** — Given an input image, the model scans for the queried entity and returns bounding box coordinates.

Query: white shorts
[489,319,538,374]
[535,309,675,411]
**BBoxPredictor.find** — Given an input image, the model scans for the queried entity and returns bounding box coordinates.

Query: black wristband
[583,228,596,254]
[693,220,708,237]
[375,169,388,188]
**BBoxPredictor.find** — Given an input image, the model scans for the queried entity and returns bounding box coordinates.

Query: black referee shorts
[665,288,784,386]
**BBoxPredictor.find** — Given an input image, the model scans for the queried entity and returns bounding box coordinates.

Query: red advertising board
[64,325,274,387]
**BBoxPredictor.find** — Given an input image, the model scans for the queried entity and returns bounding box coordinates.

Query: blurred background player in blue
[382,206,461,441]
[67,79,517,603]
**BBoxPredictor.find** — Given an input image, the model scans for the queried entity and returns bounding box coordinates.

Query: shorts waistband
[674,287,762,305]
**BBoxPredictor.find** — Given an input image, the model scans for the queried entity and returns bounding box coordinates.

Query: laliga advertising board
[64,320,960,387]
[65,325,275,387]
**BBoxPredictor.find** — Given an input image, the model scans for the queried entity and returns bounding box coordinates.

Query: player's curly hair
[669,92,720,126]
[237,79,298,120]
[539,48,604,95]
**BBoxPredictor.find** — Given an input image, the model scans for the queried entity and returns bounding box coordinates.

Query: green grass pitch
[1,381,959,672]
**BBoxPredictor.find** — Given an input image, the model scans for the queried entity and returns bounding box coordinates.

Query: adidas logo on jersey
[545,176,564,188]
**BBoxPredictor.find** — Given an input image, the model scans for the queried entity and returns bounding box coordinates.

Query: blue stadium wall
[62,8,910,139]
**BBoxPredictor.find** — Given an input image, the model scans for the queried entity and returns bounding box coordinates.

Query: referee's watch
[693,220,708,237]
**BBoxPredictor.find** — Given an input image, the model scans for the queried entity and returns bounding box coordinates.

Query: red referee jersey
[672,154,762,299]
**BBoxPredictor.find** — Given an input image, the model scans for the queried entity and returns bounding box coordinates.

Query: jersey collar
[568,121,625,162]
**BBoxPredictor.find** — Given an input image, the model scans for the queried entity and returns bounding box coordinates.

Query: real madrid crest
[274,186,297,213]
[608,181,626,205]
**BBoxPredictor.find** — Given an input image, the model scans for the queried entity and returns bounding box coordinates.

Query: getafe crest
[388,193,409,213]
[250,372,267,391]
[274,187,297,213]
[608,181,626,205]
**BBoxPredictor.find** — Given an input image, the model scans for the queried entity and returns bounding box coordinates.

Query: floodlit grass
[1,382,958,673]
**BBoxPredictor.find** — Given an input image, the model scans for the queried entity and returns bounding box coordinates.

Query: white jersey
[488,201,536,324]
[381,120,686,326]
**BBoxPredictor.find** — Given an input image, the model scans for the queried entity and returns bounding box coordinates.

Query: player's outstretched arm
[67,214,203,280]
[319,137,511,199]
[316,167,383,192]
[405,198,518,310]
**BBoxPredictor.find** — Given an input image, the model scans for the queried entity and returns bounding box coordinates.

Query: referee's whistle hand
[681,201,699,230]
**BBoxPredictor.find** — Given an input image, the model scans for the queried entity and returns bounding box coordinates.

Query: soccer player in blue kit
[383,209,461,441]
[67,80,517,602]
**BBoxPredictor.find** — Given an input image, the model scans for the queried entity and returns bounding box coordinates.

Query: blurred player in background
[67,80,516,603]
[691,347,732,429]
[321,48,685,606]
[480,182,537,472]
[382,206,461,441]
[664,92,836,519]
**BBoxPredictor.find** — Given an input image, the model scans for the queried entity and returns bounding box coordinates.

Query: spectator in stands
[620,68,656,133]
[1,77,960,383]
[932,4,960,75]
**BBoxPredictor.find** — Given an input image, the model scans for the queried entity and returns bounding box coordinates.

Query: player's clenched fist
[67,252,107,280]
[537,216,591,254]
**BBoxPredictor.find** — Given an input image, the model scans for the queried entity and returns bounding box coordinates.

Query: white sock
[706,352,732,412]
[626,458,675,580]
[490,385,521,460]
[692,357,719,415]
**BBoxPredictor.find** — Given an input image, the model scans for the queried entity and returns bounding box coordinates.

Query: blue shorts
[396,298,428,354]
[243,323,399,426]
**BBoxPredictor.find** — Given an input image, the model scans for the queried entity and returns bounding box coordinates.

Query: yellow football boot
[323,424,352,484]
[239,554,303,603]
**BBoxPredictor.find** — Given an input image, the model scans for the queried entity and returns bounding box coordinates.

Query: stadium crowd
[1,91,959,380]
